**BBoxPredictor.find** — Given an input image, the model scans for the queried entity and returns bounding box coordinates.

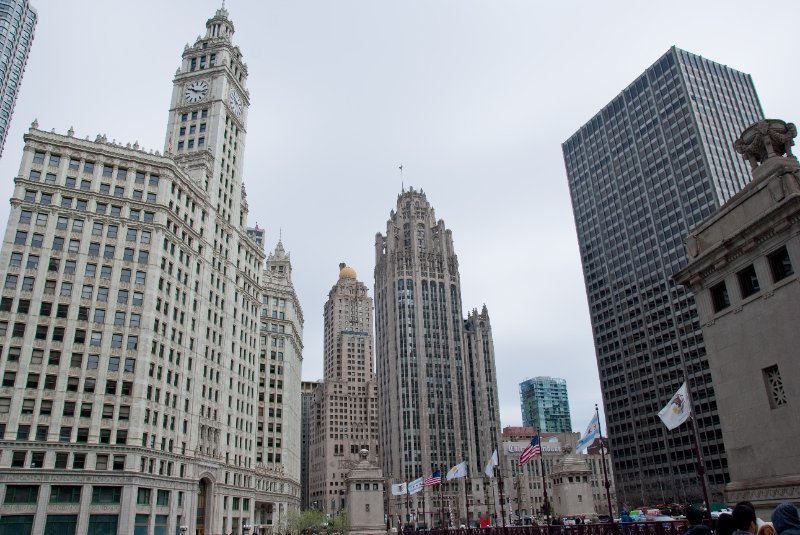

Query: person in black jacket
[684,507,712,535]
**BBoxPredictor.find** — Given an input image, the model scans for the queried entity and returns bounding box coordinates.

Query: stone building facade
[563,47,764,507]
[0,7,300,535]
[496,428,615,523]
[308,264,379,516]
[675,119,800,515]
[374,188,502,528]
[257,240,305,528]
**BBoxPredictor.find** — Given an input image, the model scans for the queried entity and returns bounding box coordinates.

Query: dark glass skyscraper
[0,0,36,157]
[562,47,763,508]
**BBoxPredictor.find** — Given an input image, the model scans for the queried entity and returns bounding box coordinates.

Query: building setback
[0,7,300,535]
[374,188,501,527]
[308,264,379,516]
[519,377,572,433]
[0,0,36,157]
[675,119,800,515]
[562,47,763,508]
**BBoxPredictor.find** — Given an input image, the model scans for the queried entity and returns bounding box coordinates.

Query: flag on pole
[519,436,541,465]
[446,461,468,481]
[576,413,601,451]
[484,449,499,478]
[391,482,408,496]
[658,382,691,430]
[423,470,442,487]
[408,477,424,494]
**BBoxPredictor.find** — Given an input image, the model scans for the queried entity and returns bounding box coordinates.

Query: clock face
[229,89,243,117]
[184,80,209,103]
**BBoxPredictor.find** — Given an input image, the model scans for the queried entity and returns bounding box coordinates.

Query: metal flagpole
[595,404,615,523]
[463,475,471,527]
[405,484,410,531]
[538,432,551,525]
[496,452,507,528]
[489,477,497,526]
[684,377,712,518]
[439,466,445,529]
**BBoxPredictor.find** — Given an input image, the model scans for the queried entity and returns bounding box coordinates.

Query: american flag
[519,435,542,465]
[422,470,441,487]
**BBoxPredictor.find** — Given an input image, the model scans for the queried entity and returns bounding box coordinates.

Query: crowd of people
[684,502,800,535]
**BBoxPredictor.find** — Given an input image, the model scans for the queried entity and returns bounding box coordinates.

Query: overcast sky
[2,1,799,432]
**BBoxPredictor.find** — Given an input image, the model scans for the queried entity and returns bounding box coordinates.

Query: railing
[423,521,688,535]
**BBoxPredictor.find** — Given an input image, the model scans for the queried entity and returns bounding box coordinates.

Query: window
[156,489,169,506]
[117,169,127,181]
[40,193,52,205]
[33,152,45,164]
[763,364,788,408]
[130,314,141,327]
[123,248,134,262]
[135,271,146,284]
[45,515,78,534]
[110,205,121,217]
[19,210,32,224]
[29,170,41,181]
[132,292,143,306]
[88,242,100,256]
[4,274,17,289]
[86,263,97,277]
[54,453,69,469]
[114,186,124,197]
[107,225,118,238]
[130,209,140,221]
[90,331,102,347]
[81,179,91,190]
[100,265,112,279]
[137,488,151,505]
[26,255,40,270]
[124,358,136,373]
[49,154,61,167]
[50,486,82,503]
[14,230,27,245]
[127,335,139,350]
[36,213,48,226]
[31,233,44,248]
[114,311,125,325]
[0,297,11,312]
[768,246,794,282]
[111,333,123,349]
[102,165,113,178]
[9,252,22,267]
[82,285,93,299]
[143,212,154,223]
[97,287,109,301]
[93,309,106,323]
[68,239,80,253]
[64,260,76,274]
[73,453,86,469]
[2,371,16,386]
[21,277,34,291]
[737,265,760,298]
[120,268,131,282]
[24,190,36,202]
[96,202,107,214]
[4,485,38,503]
[92,222,103,236]
[118,290,129,304]
[92,487,122,504]
[96,453,109,467]
[103,245,115,259]
[135,171,145,184]
[132,189,143,200]
[60,196,73,208]
[87,354,99,369]
[60,282,73,297]
[138,250,149,263]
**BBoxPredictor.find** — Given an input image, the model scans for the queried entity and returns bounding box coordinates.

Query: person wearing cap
[772,503,800,535]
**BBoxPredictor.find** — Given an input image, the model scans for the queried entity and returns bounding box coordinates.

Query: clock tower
[164,5,249,225]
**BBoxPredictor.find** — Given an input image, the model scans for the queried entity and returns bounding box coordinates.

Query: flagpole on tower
[496,448,507,528]
[399,164,404,192]
[595,403,614,523]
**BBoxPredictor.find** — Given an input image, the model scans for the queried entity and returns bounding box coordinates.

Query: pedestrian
[772,503,800,535]
[732,503,758,535]
[717,513,736,535]
[684,507,712,535]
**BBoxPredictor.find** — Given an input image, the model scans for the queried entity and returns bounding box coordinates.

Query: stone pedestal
[346,450,387,535]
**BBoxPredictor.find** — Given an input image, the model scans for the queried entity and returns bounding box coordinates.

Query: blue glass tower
[0,0,36,158]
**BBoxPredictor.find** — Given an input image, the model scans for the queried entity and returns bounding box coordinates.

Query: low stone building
[675,119,800,515]
[345,450,385,535]
[493,427,615,523]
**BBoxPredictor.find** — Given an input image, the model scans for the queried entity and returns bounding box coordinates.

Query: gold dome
[338,263,357,280]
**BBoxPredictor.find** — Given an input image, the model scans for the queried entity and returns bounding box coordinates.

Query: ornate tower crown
[205,6,234,41]
[734,119,798,179]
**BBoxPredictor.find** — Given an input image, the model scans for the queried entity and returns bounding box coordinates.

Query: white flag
[484,449,499,478]
[446,461,468,481]
[391,482,408,496]
[576,414,601,451]
[658,382,691,430]
[408,477,424,494]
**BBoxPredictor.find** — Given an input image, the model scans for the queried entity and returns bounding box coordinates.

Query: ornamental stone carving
[734,119,797,169]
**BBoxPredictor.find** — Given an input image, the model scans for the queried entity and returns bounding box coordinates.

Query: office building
[675,119,800,514]
[300,380,321,510]
[0,0,36,157]
[374,188,502,527]
[562,47,763,507]
[0,7,299,535]
[258,239,305,506]
[308,263,379,516]
[519,377,572,433]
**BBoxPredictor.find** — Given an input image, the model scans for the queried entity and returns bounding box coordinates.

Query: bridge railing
[422,521,689,535]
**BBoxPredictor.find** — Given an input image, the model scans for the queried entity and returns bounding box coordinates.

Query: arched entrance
[196,477,213,535]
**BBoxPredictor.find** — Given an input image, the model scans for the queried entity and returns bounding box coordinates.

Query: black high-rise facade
[562,47,763,507]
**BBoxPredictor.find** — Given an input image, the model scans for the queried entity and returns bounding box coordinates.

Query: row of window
[4,276,145,304]
[709,246,794,312]
[29,169,159,201]
[14,231,151,262]
[6,256,147,284]
[22,189,156,221]
[31,151,161,186]
[0,371,134,394]
[4,484,173,506]
[0,424,128,445]
[20,211,153,242]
